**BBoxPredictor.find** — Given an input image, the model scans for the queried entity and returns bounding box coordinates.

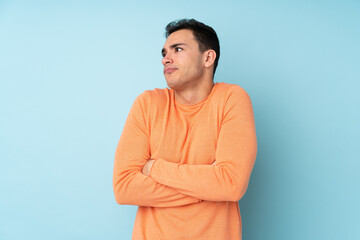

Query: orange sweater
[113,82,257,240]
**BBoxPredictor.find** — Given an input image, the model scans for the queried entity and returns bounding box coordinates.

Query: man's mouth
[164,68,177,74]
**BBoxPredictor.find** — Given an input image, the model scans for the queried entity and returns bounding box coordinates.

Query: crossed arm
[113,87,257,207]
[113,92,201,208]
[141,159,216,176]
[140,157,218,201]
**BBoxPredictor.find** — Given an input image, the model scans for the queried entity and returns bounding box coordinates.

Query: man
[113,19,257,240]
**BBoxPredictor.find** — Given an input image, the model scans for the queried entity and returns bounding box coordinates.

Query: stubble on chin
[165,76,177,89]
[166,82,176,90]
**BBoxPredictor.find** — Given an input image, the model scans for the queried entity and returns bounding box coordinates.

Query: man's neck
[174,80,214,105]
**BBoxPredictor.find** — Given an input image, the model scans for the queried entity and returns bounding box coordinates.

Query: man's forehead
[163,29,195,47]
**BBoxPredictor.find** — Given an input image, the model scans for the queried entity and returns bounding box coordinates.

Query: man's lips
[164,67,177,74]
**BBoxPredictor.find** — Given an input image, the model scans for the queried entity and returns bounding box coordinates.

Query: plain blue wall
[1,0,359,239]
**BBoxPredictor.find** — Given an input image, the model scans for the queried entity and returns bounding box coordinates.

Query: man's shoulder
[143,87,170,98]
[135,87,170,106]
[215,82,250,99]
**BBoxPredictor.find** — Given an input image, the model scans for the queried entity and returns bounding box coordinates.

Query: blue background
[1,0,359,239]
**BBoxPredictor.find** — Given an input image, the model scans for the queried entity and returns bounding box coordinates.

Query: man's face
[161,29,205,90]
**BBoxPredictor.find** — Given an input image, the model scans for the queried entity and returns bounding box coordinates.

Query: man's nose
[162,53,173,65]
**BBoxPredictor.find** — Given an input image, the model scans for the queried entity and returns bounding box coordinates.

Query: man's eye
[175,47,182,52]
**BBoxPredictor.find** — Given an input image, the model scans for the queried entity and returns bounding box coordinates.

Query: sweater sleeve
[149,86,257,202]
[113,92,201,207]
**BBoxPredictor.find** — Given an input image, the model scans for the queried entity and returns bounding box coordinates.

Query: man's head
[161,19,220,90]
[165,19,220,75]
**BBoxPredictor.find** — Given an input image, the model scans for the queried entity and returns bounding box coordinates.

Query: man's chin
[165,79,178,89]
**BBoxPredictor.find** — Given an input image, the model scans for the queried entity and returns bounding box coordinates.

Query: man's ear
[203,50,216,68]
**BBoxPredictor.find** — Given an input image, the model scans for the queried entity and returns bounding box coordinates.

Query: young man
[113,19,257,240]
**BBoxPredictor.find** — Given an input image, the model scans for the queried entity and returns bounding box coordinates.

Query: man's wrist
[142,159,155,176]
[148,160,155,177]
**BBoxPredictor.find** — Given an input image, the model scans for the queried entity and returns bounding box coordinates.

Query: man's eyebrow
[161,43,187,55]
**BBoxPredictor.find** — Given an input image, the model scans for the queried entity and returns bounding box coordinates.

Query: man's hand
[142,159,155,176]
